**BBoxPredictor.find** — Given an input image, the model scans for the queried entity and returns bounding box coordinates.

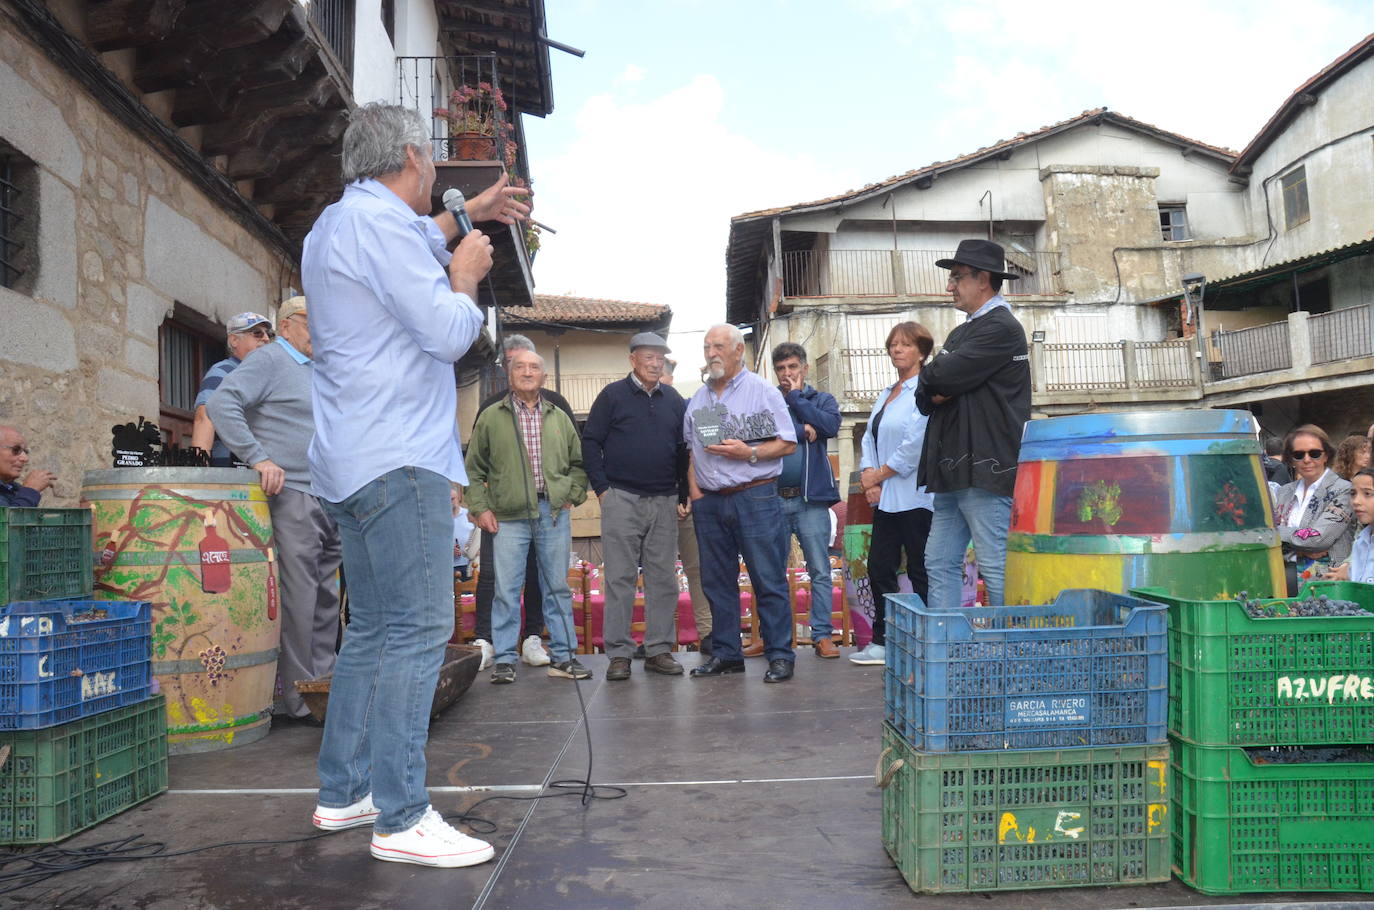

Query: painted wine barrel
[843,470,914,647]
[82,468,280,753]
[1005,409,1284,605]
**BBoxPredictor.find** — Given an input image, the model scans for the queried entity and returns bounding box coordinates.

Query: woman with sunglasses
[1273,423,1354,596]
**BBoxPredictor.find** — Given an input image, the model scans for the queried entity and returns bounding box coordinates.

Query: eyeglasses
[948,271,974,284]
[1290,449,1326,461]
[5,445,29,456]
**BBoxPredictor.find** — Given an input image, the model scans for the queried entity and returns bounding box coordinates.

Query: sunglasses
[1290,449,1326,461]
[6,445,29,456]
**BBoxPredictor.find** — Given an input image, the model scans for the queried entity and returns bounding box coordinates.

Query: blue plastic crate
[884,589,1167,751]
[0,599,152,731]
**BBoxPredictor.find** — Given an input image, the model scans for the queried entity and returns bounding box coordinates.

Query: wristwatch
[748,446,758,465]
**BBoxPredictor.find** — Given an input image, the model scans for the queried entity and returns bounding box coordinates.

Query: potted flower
[434,82,510,161]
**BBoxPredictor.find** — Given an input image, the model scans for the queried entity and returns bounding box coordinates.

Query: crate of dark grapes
[1131,582,1374,746]
[1171,733,1374,893]
[884,590,1167,751]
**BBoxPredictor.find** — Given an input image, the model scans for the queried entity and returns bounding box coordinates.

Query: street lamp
[1182,273,1206,331]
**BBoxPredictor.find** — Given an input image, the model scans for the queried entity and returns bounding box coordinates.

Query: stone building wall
[0,24,292,505]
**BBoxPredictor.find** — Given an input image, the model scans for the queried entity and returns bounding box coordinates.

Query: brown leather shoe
[814,636,840,659]
[741,639,765,658]
[644,653,684,676]
[606,657,631,681]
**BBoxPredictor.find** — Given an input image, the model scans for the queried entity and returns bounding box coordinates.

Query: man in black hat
[582,332,690,680]
[916,239,1031,610]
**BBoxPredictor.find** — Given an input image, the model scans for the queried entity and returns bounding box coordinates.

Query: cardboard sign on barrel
[83,468,280,753]
[1004,409,1284,605]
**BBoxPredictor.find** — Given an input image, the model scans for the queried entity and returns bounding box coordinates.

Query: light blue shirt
[1351,525,1374,584]
[968,294,1011,320]
[302,179,484,502]
[860,373,932,513]
[275,335,311,365]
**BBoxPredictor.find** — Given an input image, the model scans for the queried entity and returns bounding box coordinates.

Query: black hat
[934,239,1020,281]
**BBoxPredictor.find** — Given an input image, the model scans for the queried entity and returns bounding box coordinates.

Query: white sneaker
[313,793,380,831]
[472,639,494,670]
[849,642,886,666]
[371,806,495,868]
[520,635,550,666]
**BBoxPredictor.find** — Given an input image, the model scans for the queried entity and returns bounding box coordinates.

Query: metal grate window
[0,153,25,289]
[308,0,355,78]
[1159,205,1188,241]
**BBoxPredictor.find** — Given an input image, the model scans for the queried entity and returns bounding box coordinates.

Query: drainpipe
[979,190,993,240]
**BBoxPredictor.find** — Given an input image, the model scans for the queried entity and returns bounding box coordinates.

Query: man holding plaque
[684,324,798,683]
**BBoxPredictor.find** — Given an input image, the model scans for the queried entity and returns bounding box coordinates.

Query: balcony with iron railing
[396,55,516,169]
[781,249,1063,298]
[307,0,355,78]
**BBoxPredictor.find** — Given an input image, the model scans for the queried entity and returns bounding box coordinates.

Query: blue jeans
[925,487,1012,611]
[693,482,794,663]
[491,499,579,665]
[779,495,834,637]
[316,467,454,834]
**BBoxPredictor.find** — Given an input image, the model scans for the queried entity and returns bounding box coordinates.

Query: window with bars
[1281,166,1310,230]
[158,306,227,446]
[0,144,36,293]
[1159,205,1189,241]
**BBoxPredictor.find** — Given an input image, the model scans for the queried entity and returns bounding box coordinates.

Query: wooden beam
[85,0,186,51]
[438,0,529,19]
[199,75,339,154]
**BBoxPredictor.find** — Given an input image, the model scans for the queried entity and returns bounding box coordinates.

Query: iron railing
[397,56,513,166]
[1212,322,1291,380]
[558,374,624,415]
[780,249,1062,298]
[1041,343,1129,392]
[1134,339,1196,387]
[840,348,893,402]
[0,154,23,289]
[1310,305,1373,364]
[308,0,355,78]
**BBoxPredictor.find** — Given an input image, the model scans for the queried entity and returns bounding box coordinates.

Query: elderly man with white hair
[302,101,529,868]
[683,324,798,683]
[465,348,590,685]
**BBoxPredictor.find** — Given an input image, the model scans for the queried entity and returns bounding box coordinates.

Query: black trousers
[474,528,545,640]
[867,507,932,645]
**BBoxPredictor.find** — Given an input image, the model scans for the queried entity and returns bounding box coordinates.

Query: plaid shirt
[512,393,545,493]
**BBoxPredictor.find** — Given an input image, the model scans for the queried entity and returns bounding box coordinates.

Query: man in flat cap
[917,239,1031,611]
[582,332,690,680]
[192,311,275,465]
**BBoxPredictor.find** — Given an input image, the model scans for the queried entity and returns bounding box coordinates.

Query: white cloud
[614,63,646,85]
[528,74,859,372]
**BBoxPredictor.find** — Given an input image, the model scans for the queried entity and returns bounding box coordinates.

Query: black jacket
[915,304,1030,497]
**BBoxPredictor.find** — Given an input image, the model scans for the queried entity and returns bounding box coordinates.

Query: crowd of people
[6,101,1369,872]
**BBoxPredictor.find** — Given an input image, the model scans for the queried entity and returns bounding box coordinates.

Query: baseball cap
[227,311,271,334]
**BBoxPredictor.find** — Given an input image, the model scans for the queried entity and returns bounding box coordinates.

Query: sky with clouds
[521,0,1374,375]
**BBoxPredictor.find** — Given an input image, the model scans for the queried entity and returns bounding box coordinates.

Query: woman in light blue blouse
[850,322,934,666]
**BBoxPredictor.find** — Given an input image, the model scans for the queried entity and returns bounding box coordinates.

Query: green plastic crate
[0,695,167,844]
[1171,733,1374,893]
[878,723,1170,893]
[0,507,93,601]
[1132,583,1374,746]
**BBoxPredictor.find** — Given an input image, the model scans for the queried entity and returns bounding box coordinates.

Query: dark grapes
[1233,592,1371,618]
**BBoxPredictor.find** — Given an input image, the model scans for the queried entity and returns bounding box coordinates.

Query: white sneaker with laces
[371,806,495,868]
[520,635,550,666]
[313,793,380,831]
[849,642,886,666]
[472,638,494,670]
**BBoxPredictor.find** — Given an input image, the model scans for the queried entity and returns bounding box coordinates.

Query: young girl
[1332,467,1374,583]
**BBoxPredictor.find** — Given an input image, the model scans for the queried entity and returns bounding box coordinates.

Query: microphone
[441,188,474,238]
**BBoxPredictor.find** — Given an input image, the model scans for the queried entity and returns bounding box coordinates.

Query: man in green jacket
[466,349,591,684]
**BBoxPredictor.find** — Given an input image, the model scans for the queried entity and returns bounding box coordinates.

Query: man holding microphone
[302,102,528,869]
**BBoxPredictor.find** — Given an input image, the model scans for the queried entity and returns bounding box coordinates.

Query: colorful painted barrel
[82,468,280,754]
[1005,410,1284,605]
[842,470,914,647]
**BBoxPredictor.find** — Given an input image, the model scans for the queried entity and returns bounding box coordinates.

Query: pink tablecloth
[582,591,756,650]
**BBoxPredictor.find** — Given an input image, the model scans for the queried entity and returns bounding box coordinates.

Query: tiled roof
[1232,33,1374,171]
[502,294,672,328]
[731,109,1236,224]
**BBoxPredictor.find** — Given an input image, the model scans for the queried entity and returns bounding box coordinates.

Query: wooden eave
[437,0,554,118]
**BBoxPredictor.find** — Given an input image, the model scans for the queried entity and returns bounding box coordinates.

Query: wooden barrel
[82,468,280,754]
[842,471,875,646]
[1005,410,1284,605]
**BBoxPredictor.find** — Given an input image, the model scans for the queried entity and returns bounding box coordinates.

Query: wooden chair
[567,562,593,654]
[789,566,853,647]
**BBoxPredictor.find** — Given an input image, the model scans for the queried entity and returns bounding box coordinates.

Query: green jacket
[465,394,588,521]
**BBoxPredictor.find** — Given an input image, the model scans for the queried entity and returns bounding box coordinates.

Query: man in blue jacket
[757,342,843,658]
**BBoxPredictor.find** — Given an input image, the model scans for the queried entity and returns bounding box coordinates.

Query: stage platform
[4,649,1370,909]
